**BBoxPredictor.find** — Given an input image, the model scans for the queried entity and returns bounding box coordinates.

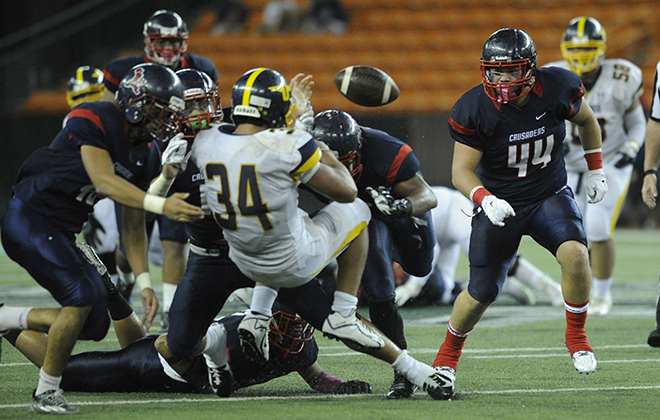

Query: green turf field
[1,229,659,419]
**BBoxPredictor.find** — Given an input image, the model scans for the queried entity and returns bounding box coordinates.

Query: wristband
[143,194,166,214]
[644,169,657,177]
[135,272,153,291]
[469,186,492,206]
[584,148,603,171]
[147,174,175,197]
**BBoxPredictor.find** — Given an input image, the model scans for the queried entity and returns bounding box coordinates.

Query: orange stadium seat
[22,1,660,115]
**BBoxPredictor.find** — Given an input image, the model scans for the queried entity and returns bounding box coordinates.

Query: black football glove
[366,186,412,219]
[335,380,373,394]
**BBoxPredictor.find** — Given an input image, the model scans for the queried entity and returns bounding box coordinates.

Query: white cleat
[589,295,612,316]
[237,311,271,365]
[322,309,385,348]
[426,366,456,400]
[31,389,80,415]
[572,350,597,374]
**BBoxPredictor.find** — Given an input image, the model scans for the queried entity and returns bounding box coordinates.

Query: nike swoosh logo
[536,112,546,120]
[136,161,144,166]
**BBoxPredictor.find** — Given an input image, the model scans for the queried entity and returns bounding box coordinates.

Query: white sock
[36,368,62,395]
[331,291,358,317]
[510,256,545,290]
[162,283,177,312]
[202,324,229,368]
[249,285,278,316]
[390,350,429,389]
[0,305,32,330]
[592,277,613,299]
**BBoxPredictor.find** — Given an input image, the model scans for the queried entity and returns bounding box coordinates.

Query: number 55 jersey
[543,58,643,172]
[448,66,585,207]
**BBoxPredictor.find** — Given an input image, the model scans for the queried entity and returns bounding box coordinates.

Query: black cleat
[208,364,235,397]
[648,329,660,347]
[387,372,416,399]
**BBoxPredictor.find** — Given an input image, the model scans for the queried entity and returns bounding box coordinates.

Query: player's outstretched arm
[391,173,438,216]
[298,362,372,394]
[305,141,358,203]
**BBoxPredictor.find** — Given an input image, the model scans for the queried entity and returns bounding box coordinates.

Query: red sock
[432,321,471,370]
[565,300,593,354]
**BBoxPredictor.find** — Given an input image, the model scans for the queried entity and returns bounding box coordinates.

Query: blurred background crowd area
[1,0,659,226]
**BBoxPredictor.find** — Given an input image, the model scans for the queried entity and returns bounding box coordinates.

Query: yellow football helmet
[66,66,106,108]
[560,16,607,75]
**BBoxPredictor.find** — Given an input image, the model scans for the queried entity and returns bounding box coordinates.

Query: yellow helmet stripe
[576,16,587,38]
[242,68,267,106]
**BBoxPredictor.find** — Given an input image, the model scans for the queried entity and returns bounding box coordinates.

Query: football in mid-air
[334,65,399,107]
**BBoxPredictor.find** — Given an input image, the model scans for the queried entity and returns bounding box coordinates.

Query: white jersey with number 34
[190,123,322,278]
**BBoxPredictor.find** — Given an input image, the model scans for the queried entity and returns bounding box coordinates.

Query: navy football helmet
[311,110,363,181]
[66,66,106,108]
[231,68,294,128]
[268,311,314,357]
[480,28,537,104]
[143,10,189,67]
[176,69,223,139]
[561,16,607,76]
[116,63,185,143]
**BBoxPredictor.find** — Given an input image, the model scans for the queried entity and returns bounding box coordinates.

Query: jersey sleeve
[292,137,322,184]
[651,61,660,122]
[64,106,110,151]
[448,91,485,151]
[551,67,584,120]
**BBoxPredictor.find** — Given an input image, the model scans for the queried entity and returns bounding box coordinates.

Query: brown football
[334,65,399,107]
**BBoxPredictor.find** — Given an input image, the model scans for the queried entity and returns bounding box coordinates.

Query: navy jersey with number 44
[448,66,585,207]
[11,101,161,232]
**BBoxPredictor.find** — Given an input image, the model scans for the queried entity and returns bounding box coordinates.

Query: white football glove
[613,139,640,169]
[395,280,423,307]
[366,186,412,218]
[294,100,314,132]
[161,133,191,171]
[481,195,516,227]
[586,169,608,203]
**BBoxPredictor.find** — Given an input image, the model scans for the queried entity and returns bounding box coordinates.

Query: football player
[545,17,646,316]
[0,63,203,414]
[394,186,564,308]
[4,248,371,397]
[170,67,446,397]
[98,10,220,328]
[311,109,438,399]
[63,66,123,294]
[428,28,607,400]
[641,59,660,347]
